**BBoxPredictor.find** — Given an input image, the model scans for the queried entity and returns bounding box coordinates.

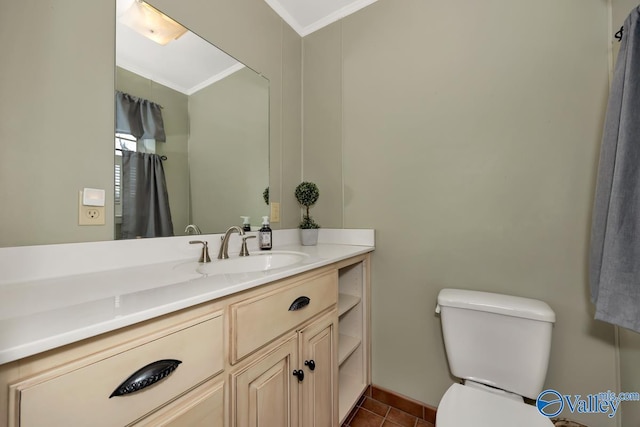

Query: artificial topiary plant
[295,181,320,229]
[263,187,269,205]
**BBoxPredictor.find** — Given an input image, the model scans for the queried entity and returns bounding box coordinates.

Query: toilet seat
[436,383,554,427]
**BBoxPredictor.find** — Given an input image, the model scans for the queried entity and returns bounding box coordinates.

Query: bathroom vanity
[0,229,373,426]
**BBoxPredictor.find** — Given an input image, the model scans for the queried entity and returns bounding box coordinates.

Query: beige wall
[189,67,269,232]
[619,328,640,427]
[0,0,302,247]
[303,22,343,228]
[0,0,116,246]
[303,1,619,426]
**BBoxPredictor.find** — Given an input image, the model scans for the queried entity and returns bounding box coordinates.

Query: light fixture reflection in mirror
[115,0,269,239]
[118,0,187,46]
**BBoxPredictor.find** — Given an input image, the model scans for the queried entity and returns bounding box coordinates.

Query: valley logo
[536,389,640,419]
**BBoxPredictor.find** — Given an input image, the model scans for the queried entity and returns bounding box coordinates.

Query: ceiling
[264,0,379,36]
[115,0,378,96]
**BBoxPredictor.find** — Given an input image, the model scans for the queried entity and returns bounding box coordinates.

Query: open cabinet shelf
[337,256,370,424]
[338,334,361,366]
[338,294,361,317]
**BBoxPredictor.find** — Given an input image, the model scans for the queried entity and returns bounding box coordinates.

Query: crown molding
[264,0,379,37]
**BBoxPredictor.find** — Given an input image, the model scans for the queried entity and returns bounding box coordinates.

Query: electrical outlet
[270,202,280,223]
[78,191,105,225]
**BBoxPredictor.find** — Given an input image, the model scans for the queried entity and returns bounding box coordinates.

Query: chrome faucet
[189,240,211,263]
[218,226,245,259]
[184,224,202,235]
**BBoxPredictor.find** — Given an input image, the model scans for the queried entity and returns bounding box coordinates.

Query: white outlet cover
[83,188,105,206]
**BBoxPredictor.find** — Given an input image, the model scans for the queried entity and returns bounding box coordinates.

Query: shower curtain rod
[115,148,167,161]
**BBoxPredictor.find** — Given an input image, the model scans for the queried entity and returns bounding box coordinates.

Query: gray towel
[590,6,640,332]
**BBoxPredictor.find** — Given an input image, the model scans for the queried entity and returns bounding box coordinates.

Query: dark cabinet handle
[293,369,305,382]
[288,296,310,311]
[304,360,316,371]
[109,359,182,398]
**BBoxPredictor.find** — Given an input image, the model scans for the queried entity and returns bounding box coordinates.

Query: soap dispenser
[241,216,251,232]
[259,216,272,250]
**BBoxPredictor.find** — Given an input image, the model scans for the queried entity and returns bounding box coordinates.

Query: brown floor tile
[359,394,368,405]
[386,407,417,427]
[372,387,423,418]
[365,385,373,397]
[344,406,358,426]
[341,386,436,427]
[422,406,437,424]
[361,396,390,417]
[343,395,366,425]
[349,407,385,427]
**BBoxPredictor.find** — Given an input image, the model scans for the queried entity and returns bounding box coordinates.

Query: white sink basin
[174,251,309,276]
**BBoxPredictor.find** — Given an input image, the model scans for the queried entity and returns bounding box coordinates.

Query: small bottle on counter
[241,216,251,232]
[259,216,272,250]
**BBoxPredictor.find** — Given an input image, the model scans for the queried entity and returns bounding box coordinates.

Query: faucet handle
[240,235,256,257]
[189,240,211,263]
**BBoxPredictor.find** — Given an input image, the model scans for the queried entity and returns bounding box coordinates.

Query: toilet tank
[436,289,555,400]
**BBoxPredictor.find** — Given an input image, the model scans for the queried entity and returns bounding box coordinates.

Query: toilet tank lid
[436,288,556,323]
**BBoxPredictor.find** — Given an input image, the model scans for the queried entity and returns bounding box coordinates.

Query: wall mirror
[115,0,269,238]
[0,0,270,248]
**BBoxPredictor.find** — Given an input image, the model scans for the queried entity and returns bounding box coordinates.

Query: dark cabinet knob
[292,369,305,382]
[304,359,316,371]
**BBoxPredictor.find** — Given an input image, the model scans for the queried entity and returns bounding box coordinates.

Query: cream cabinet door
[299,312,338,427]
[231,335,299,427]
[132,378,224,427]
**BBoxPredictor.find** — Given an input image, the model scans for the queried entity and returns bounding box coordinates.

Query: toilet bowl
[437,383,553,426]
[435,288,556,427]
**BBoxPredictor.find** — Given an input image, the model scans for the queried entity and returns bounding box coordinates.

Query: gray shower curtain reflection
[121,151,174,239]
[590,6,640,332]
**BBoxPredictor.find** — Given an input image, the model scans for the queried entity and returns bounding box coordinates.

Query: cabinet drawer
[230,270,337,362]
[12,313,224,427]
[133,377,224,427]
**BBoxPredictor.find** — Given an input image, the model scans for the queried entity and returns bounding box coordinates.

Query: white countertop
[0,229,374,365]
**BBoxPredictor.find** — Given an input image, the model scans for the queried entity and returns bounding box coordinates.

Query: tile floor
[342,388,436,427]
[342,388,574,427]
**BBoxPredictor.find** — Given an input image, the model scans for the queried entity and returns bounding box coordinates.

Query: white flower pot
[300,229,318,246]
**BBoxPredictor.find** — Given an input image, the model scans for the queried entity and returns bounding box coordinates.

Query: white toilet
[435,288,556,427]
